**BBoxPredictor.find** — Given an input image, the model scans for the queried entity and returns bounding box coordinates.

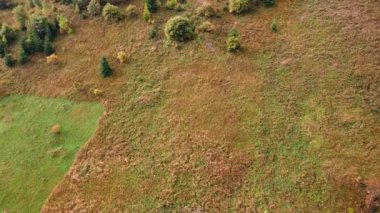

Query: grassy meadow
[0,95,103,212]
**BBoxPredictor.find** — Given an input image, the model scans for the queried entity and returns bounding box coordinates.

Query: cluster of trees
[1,3,72,67]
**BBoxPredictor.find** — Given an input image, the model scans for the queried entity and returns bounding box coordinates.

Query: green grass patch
[0,95,103,212]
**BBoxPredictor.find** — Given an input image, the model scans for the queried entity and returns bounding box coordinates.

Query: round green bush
[229,0,250,14]
[102,3,123,22]
[164,16,195,42]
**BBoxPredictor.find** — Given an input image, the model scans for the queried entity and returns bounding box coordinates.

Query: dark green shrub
[12,5,28,30]
[27,28,43,52]
[19,48,28,64]
[261,0,275,7]
[0,25,17,43]
[100,57,112,78]
[102,3,124,22]
[164,16,195,42]
[145,0,157,13]
[0,0,10,9]
[4,53,14,67]
[0,37,7,58]
[29,15,49,39]
[226,29,240,52]
[43,36,54,55]
[229,0,250,14]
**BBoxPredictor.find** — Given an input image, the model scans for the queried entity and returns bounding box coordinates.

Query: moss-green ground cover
[0,95,103,212]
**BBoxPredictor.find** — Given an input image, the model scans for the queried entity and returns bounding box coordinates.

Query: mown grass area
[0,95,103,212]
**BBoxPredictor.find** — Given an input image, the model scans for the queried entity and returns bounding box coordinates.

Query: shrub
[261,0,275,7]
[77,0,90,10]
[143,3,151,21]
[166,0,176,10]
[4,53,14,67]
[18,48,28,64]
[229,0,250,14]
[116,51,127,64]
[46,53,58,64]
[12,5,28,30]
[87,0,101,16]
[29,15,49,38]
[196,4,216,18]
[0,25,17,43]
[125,4,137,18]
[93,88,103,96]
[100,57,112,78]
[0,0,10,9]
[148,26,157,39]
[197,21,215,33]
[102,3,123,22]
[43,36,54,55]
[145,0,157,13]
[0,38,7,58]
[164,16,195,42]
[226,29,240,52]
[27,28,43,52]
[57,15,73,34]
[270,19,278,32]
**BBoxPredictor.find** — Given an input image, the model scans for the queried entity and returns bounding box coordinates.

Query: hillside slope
[1,0,379,211]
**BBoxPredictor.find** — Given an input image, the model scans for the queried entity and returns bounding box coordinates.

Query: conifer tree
[4,53,14,67]
[19,48,28,65]
[12,5,28,30]
[100,57,112,78]
[43,35,54,55]
[145,0,157,13]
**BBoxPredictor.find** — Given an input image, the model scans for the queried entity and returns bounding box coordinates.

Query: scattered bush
[196,4,216,18]
[226,29,240,52]
[100,57,112,77]
[4,53,14,67]
[166,0,176,10]
[148,26,157,39]
[229,0,250,14]
[93,88,103,96]
[57,15,73,34]
[164,16,195,42]
[46,53,58,64]
[270,19,278,32]
[12,5,28,30]
[27,28,43,52]
[87,0,101,16]
[143,3,151,21]
[261,0,275,7]
[145,0,157,13]
[116,51,127,64]
[124,4,137,18]
[197,21,215,33]
[102,3,123,22]
[0,25,17,43]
